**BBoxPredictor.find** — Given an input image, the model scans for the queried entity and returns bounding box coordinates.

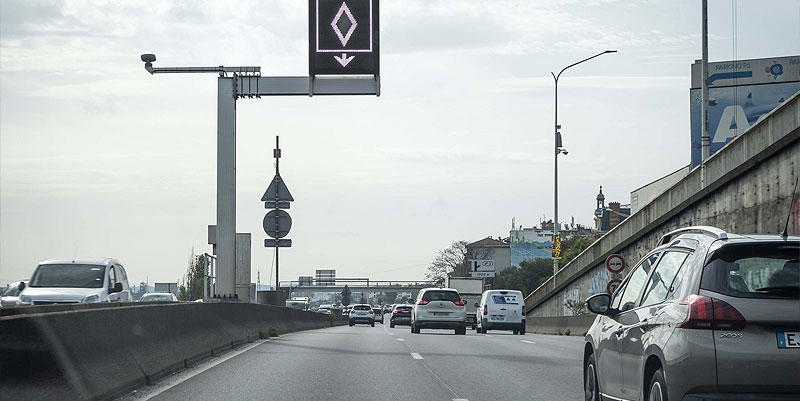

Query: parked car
[390,304,412,327]
[348,304,375,327]
[476,289,526,334]
[411,288,466,335]
[583,226,800,401]
[139,292,178,302]
[372,307,384,323]
[18,258,131,305]
[1,281,27,307]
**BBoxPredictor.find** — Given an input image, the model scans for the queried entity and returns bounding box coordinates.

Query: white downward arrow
[334,53,355,67]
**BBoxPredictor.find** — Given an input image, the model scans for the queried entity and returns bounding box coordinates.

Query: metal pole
[701,0,710,163]
[274,136,280,294]
[217,76,237,298]
[203,255,207,300]
[553,76,559,278]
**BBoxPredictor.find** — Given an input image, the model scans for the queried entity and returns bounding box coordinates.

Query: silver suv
[583,227,799,401]
[411,288,467,335]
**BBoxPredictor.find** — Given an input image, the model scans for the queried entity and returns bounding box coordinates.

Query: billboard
[509,239,551,268]
[690,56,800,167]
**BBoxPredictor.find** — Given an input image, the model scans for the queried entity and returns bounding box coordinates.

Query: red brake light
[369,310,374,314]
[349,310,355,314]
[392,310,398,314]
[417,300,429,305]
[522,307,526,316]
[678,295,746,331]
[483,304,487,315]
[453,300,465,306]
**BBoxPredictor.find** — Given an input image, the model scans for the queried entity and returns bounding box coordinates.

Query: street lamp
[550,50,616,278]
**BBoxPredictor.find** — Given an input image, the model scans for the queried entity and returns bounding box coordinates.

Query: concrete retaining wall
[526,91,800,317]
[0,302,346,401]
[525,315,597,336]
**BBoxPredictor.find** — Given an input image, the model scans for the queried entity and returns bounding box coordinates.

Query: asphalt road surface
[131,321,585,401]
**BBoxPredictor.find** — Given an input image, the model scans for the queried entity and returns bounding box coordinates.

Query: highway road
[126,321,586,401]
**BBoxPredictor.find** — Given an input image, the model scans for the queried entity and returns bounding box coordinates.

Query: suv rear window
[490,294,519,304]
[422,290,460,302]
[702,243,799,299]
[396,306,411,311]
[353,305,371,311]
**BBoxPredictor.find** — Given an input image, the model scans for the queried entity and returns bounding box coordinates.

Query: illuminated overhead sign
[309,0,379,76]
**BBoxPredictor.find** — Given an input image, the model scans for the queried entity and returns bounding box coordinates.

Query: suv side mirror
[586,294,613,315]
[18,282,26,291]
[474,302,480,308]
[110,282,123,294]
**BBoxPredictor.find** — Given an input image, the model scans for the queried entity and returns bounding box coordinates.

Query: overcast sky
[2,0,799,286]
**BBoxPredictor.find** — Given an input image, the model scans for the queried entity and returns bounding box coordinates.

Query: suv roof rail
[658,226,728,246]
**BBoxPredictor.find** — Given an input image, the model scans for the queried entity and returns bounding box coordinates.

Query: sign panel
[607,279,622,295]
[689,56,800,167]
[605,254,625,273]
[262,174,294,203]
[470,260,495,272]
[551,235,562,260]
[472,271,496,278]
[263,210,292,238]
[309,0,379,76]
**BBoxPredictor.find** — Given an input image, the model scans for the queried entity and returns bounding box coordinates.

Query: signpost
[263,136,294,293]
[142,1,380,299]
[469,260,495,279]
[605,254,625,295]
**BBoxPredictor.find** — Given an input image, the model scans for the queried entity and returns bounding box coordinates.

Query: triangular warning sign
[261,174,294,202]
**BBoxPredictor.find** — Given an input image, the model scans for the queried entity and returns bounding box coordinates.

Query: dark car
[390,304,412,327]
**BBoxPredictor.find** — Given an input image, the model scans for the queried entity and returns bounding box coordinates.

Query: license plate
[433,312,450,316]
[491,315,505,321]
[777,332,800,348]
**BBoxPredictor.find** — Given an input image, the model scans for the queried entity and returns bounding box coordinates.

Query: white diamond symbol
[331,2,357,47]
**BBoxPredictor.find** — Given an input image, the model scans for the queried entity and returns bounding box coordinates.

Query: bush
[564,329,571,336]
[268,327,280,337]
[258,330,269,339]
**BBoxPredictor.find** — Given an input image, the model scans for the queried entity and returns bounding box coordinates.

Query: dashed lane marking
[397,338,405,342]
[410,352,423,360]
[521,340,535,344]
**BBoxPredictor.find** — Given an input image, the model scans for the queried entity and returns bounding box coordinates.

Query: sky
[2,0,799,287]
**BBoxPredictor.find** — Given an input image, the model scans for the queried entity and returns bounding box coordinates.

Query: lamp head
[141,53,156,74]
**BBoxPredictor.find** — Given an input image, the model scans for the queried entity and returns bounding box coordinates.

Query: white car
[348,304,375,327]
[1,281,27,307]
[476,290,526,335]
[18,258,131,306]
[139,292,178,302]
[410,288,467,335]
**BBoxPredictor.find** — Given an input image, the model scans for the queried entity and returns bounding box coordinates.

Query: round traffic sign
[263,210,292,238]
[605,254,625,273]
[607,279,622,295]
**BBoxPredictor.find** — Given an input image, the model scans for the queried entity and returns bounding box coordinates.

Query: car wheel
[390,323,395,328]
[647,368,667,401]
[349,323,354,327]
[513,329,519,335]
[520,326,526,335]
[371,322,375,327]
[456,327,466,335]
[584,353,600,401]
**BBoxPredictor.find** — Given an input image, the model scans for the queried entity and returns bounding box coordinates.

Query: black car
[389,304,412,327]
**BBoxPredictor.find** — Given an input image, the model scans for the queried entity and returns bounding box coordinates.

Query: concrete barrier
[0,302,347,401]
[526,315,597,336]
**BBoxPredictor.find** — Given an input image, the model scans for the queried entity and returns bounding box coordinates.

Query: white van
[18,258,131,305]
[476,290,525,334]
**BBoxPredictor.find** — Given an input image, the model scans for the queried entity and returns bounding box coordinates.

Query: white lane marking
[389,332,394,335]
[396,338,405,342]
[453,399,469,401]
[521,340,535,344]
[483,334,494,337]
[410,352,423,360]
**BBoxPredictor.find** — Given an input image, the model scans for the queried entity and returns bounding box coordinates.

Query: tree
[490,258,553,297]
[425,240,468,286]
[564,299,587,315]
[179,251,208,301]
[559,236,597,268]
[384,291,398,304]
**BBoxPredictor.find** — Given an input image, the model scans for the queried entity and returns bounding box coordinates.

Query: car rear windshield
[702,243,799,299]
[396,306,411,311]
[30,264,105,288]
[2,285,21,297]
[422,290,460,302]
[142,294,173,301]
[491,294,519,304]
[353,305,371,311]
[372,308,381,313]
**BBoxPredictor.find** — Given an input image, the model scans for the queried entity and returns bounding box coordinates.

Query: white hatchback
[476,290,526,334]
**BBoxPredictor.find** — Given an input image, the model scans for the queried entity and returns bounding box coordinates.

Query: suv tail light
[417,300,429,305]
[369,310,374,314]
[483,304,487,315]
[392,310,398,314]
[522,307,526,316]
[453,300,465,306]
[349,310,355,314]
[677,294,746,331]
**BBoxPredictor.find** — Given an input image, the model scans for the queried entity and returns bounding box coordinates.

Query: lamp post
[551,50,616,278]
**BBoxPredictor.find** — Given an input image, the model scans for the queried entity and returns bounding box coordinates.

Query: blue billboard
[690,56,800,167]
[510,239,551,267]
